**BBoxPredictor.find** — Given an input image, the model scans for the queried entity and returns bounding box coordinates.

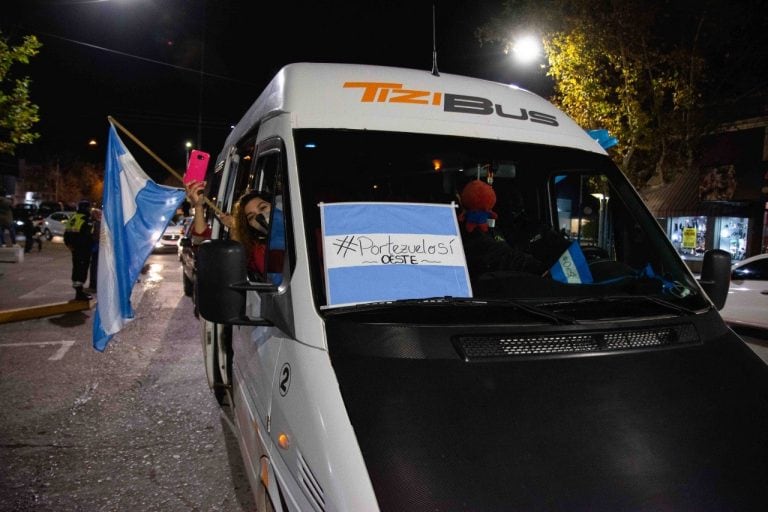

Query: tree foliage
[0,32,41,156]
[21,159,104,206]
[476,0,767,187]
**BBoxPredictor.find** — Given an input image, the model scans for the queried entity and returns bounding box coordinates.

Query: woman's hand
[218,212,234,229]
[184,180,206,207]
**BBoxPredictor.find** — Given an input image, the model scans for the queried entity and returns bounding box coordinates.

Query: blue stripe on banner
[322,203,458,236]
[327,265,471,305]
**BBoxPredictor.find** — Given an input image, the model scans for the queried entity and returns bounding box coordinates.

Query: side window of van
[204,158,228,238]
[552,171,663,276]
[252,142,288,285]
[553,172,613,256]
[231,137,258,201]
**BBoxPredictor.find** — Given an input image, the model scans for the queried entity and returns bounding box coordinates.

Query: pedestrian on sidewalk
[22,215,43,253]
[64,200,94,301]
[0,189,16,247]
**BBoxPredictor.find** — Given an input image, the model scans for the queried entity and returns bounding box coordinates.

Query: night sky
[3,0,552,179]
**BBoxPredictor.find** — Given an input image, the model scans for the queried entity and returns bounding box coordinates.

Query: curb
[0,299,95,324]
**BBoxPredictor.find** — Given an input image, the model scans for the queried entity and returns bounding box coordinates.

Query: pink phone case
[184,150,210,183]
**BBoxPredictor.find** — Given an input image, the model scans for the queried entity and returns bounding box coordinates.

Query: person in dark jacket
[494,186,571,268]
[461,224,548,277]
[87,208,101,292]
[64,200,95,301]
[0,190,16,247]
[22,216,43,253]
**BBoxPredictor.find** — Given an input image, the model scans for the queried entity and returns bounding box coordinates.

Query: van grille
[455,324,699,361]
[298,451,325,512]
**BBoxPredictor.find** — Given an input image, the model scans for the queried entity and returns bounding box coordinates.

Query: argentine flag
[320,202,472,307]
[92,125,185,351]
[550,240,594,284]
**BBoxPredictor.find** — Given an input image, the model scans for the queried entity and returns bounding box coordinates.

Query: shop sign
[682,227,697,249]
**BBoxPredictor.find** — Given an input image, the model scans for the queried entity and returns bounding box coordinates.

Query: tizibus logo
[343,81,559,127]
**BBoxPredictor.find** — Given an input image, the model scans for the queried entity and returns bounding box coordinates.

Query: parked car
[175,216,194,261]
[37,201,66,218]
[178,220,200,317]
[12,204,37,220]
[11,204,43,243]
[720,253,768,330]
[12,204,38,229]
[152,218,187,254]
[42,211,75,240]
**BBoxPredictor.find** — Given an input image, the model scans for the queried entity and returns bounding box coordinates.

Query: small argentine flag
[587,128,618,150]
[319,202,472,307]
[550,241,594,284]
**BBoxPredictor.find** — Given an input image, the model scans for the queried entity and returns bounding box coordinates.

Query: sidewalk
[0,238,93,322]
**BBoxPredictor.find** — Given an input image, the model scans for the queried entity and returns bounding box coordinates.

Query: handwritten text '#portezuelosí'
[332,235,458,265]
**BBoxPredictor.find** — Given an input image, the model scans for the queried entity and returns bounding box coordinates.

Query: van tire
[44,229,53,241]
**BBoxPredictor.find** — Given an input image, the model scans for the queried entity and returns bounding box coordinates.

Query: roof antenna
[431,3,440,76]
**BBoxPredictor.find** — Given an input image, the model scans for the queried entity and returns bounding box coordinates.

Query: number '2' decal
[279,363,291,396]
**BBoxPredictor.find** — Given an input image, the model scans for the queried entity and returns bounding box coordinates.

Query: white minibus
[195,63,768,511]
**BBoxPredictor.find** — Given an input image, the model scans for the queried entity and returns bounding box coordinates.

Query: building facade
[641,116,768,272]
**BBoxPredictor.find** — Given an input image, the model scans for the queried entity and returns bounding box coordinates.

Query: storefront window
[667,216,708,258]
[715,217,749,261]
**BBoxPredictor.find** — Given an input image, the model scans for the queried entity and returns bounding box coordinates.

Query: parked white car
[152,218,189,254]
[42,211,75,240]
[720,253,768,330]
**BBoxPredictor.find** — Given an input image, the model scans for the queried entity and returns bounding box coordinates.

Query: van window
[251,142,288,284]
[295,129,708,321]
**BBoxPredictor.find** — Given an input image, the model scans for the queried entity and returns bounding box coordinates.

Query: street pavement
[0,239,255,511]
[0,238,93,318]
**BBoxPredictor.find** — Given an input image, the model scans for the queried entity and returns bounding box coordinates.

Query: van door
[200,146,239,402]
[229,137,294,457]
[203,135,260,404]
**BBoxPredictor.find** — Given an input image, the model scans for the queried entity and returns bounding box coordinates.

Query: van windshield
[295,129,710,321]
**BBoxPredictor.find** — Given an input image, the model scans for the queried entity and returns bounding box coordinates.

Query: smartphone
[183,150,210,184]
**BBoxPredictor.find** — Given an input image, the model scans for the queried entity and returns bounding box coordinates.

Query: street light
[185,141,193,166]
[511,35,541,65]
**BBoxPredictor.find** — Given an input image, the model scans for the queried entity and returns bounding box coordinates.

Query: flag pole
[107,116,225,216]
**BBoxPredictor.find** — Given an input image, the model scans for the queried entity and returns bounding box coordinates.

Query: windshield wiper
[325,296,576,325]
[636,295,699,315]
[558,295,699,316]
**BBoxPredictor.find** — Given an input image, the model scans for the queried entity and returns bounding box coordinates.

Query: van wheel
[44,229,53,241]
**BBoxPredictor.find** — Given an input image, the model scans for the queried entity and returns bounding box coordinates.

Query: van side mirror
[197,240,276,325]
[698,249,731,310]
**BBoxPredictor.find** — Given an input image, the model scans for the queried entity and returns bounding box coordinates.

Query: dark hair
[77,200,91,213]
[231,190,273,254]
[238,190,273,209]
